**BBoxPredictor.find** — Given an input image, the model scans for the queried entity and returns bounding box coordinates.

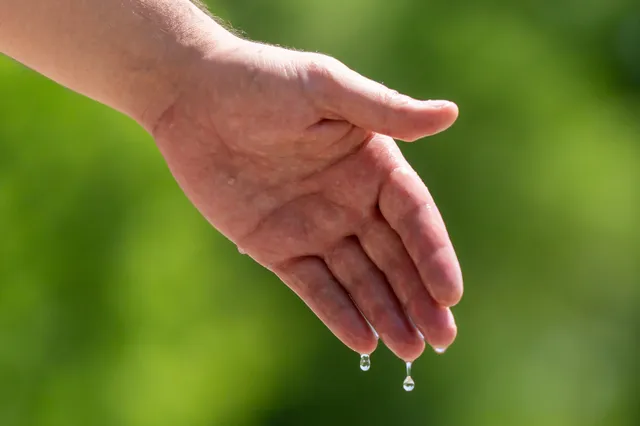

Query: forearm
[0,0,234,130]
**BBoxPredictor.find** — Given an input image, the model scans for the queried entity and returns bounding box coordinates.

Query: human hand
[152,38,463,361]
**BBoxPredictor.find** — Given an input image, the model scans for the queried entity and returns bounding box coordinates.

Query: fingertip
[441,101,459,127]
[424,247,464,307]
[388,330,426,362]
[390,101,457,142]
[336,309,380,355]
[423,307,457,351]
[449,101,459,117]
[407,100,459,141]
[422,100,458,113]
[440,100,459,125]
[349,331,379,356]
[433,100,458,113]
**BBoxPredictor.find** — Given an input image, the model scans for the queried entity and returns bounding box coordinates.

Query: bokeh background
[2,0,640,425]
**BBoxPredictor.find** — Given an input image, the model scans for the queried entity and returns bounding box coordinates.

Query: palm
[153,41,462,361]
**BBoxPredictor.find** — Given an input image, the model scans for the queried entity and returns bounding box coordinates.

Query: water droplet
[360,354,371,371]
[403,376,415,391]
[403,361,414,391]
[434,346,447,354]
[237,247,246,255]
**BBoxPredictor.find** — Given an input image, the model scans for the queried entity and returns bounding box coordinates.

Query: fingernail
[425,100,452,108]
[433,346,447,354]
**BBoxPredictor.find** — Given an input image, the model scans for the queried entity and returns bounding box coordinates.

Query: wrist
[130,10,241,133]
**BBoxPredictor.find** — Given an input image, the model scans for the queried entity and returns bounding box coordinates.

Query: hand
[152,38,463,361]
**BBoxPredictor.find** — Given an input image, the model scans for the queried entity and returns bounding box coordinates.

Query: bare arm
[0,0,233,130]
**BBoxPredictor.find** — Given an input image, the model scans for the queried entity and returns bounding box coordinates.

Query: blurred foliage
[1,0,640,425]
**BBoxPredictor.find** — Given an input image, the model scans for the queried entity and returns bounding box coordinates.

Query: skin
[0,0,463,361]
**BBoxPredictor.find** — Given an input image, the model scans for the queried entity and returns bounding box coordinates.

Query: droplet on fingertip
[434,346,447,354]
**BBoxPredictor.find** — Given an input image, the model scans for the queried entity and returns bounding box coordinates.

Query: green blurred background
[2,0,640,425]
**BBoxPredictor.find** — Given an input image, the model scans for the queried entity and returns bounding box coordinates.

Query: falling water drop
[403,361,415,391]
[359,354,371,371]
[403,376,415,392]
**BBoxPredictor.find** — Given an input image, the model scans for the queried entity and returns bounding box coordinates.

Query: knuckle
[382,89,401,106]
[304,53,345,85]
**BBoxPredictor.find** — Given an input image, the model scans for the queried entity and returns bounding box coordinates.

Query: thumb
[316,60,459,141]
